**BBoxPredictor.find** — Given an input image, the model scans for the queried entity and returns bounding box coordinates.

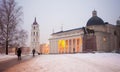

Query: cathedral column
[71,39,73,53]
[76,38,79,52]
[64,40,66,54]
[73,39,75,53]
[69,39,71,53]
[56,40,58,53]
[81,36,83,52]
[67,39,69,53]
[75,38,77,53]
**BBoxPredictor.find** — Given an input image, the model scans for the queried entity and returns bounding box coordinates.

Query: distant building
[49,10,120,54]
[116,17,120,52]
[40,43,49,54]
[31,18,40,53]
[21,47,30,54]
[116,17,120,27]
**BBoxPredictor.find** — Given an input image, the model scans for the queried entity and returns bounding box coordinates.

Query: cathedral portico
[49,28,83,54]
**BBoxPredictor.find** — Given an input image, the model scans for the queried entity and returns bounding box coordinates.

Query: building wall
[49,39,58,54]
[106,24,118,52]
[88,24,118,52]
[95,32,110,52]
[116,26,120,52]
[40,43,49,54]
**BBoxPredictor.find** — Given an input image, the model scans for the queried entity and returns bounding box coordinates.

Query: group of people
[16,48,36,60]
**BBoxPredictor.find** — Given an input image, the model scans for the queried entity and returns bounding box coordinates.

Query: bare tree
[0,0,27,55]
[14,30,28,48]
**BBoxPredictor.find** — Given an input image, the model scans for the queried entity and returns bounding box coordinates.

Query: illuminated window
[58,40,65,48]
[103,37,106,42]
[58,40,66,53]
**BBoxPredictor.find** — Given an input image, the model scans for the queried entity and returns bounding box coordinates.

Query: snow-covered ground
[0,54,16,62]
[0,53,30,62]
[3,53,120,72]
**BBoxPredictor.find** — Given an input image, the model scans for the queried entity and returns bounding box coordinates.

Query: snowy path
[3,53,120,72]
[0,54,16,62]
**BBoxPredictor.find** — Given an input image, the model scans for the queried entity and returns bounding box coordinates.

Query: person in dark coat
[17,48,22,60]
[32,49,35,57]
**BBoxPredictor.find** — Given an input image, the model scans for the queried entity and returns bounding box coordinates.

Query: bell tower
[31,17,40,53]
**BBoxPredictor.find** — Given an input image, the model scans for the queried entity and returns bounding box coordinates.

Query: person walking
[17,48,22,60]
[32,49,35,57]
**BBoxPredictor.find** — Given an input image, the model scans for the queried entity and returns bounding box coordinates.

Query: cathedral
[49,10,120,54]
[31,18,40,53]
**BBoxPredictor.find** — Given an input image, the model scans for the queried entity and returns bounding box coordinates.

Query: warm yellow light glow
[103,37,106,42]
[58,37,83,53]
[58,40,66,48]
[40,43,49,54]
[79,37,82,46]
[58,40,66,53]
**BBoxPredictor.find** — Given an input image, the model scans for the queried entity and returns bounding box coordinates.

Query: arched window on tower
[34,32,35,36]
[34,26,35,30]
[36,32,38,36]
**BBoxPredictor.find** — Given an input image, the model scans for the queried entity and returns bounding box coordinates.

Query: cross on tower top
[92,10,97,17]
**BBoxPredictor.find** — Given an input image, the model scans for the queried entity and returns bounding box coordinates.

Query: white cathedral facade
[49,10,120,54]
[31,18,40,53]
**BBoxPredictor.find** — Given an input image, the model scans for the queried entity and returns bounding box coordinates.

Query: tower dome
[86,10,104,26]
